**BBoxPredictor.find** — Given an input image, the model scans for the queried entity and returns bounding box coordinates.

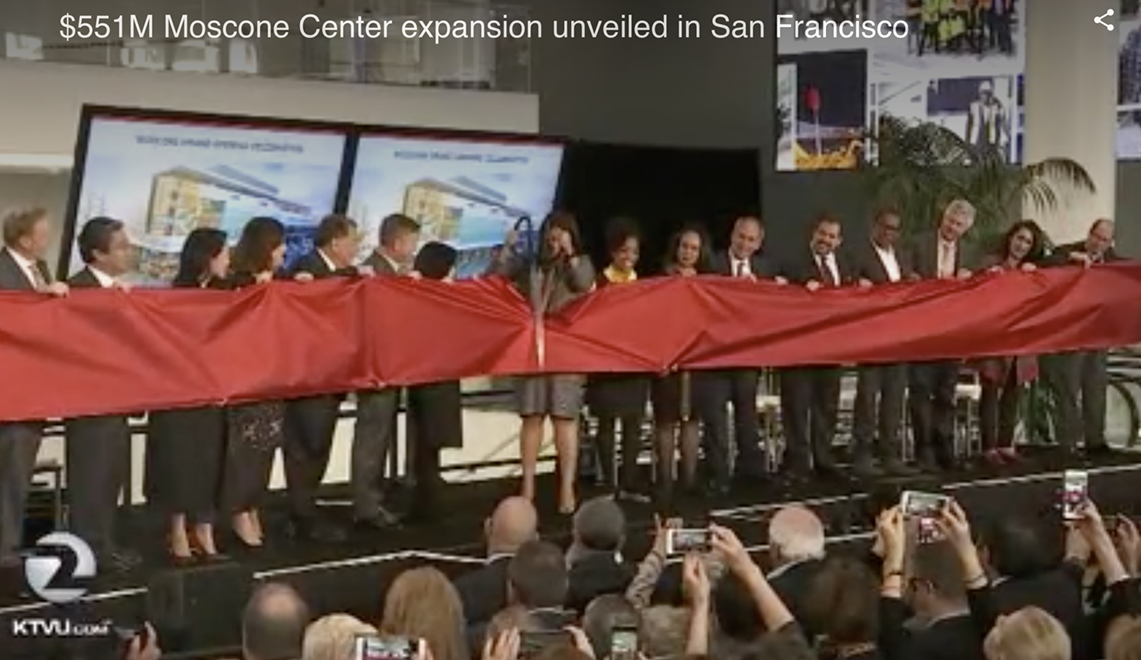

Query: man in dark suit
[891,541,983,660]
[455,496,538,634]
[1038,219,1122,458]
[766,505,826,640]
[64,217,140,572]
[352,213,421,530]
[282,214,362,542]
[0,207,68,594]
[696,215,769,492]
[902,199,976,472]
[765,215,852,479]
[850,209,916,478]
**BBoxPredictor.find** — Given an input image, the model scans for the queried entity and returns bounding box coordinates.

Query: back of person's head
[303,614,377,660]
[242,582,311,660]
[572,496,626,554]
[508,541,569,609]
[981,516,1056,579]
[908,541,968,613]
[768,505,825,566]
[740,625,818,660]
[983,606,1070,660]
[638,606,689,659]
[534,644,591,660]
[713,570,764,642]
[805,555,880,645]
[581,595,639,659]
[381,567,468,660]
[485,496,538,555]
[1107,616,1141,660]
[412,241,458,280]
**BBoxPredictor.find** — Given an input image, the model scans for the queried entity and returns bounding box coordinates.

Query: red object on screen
[805,86,821,113]
[0,266,1139,421]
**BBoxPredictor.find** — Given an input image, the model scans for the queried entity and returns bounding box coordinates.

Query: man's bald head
[1087,218,1115,258]
[486,496,538,555]
[768,505,825,567]
[243,582,311,660]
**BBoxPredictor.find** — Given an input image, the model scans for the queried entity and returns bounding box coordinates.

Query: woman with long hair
[972,220,1046,467]
[492,212,594,514]
[381,567,469,660]
[146,228,232,562]
[650,225,711,505]
[221,217,289,548]
[585,218,650,501]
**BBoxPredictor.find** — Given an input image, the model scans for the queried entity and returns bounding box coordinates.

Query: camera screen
[901,491,949,518]
[610,629,638,660]
[1062,470,1088,520]
[355,636,418,660]
[668,529,711,554]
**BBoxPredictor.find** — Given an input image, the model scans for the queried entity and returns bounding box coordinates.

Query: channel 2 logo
[23,532,97,604]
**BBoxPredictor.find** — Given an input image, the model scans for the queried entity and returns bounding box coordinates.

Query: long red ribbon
[1,265,1139,422]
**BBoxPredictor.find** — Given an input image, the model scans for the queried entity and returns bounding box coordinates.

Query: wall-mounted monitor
[347,133,565,279]
[62,108,348,283]
[775,0,1026,171]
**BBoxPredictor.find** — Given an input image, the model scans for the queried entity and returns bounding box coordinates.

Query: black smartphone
[519,630,572,658]
[355,634,425,660]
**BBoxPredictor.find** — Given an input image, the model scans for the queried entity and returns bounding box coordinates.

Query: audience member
[767,505,827,636]
[580,594,639,659]
[983,606,1071,660]
[805,556,881,659]
[637,606,690,658]
[381,567,469,660]
[456,496,539,628]
[566,497,635,614]
[508,541,571,611]
[243,583,311,660]
[302,614,377,660]
[900,540,983,660]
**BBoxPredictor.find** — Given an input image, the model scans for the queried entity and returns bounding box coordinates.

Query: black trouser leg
[618,416,642,492]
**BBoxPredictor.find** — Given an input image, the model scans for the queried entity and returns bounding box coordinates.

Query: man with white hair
[766,504,826,637]
[903,200,976,472]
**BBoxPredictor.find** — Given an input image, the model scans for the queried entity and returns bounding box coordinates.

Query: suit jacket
[709,249,769,278]
[290,250,359,279]
[903,614,985,660]
[65,267,131,430]
[1042,240,1123,267]
[903,232,969,280]
[768,558,825,640]
[763,246,856,286]
[848,239,911,285]
[455,555,512,626]
[565,551,636,615]
[493,254,594,314]
[0,247,49,292]
[362,250,401,277]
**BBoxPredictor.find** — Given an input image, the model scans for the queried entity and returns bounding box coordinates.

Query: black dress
[219,270,286,514]
[145,279,229,523]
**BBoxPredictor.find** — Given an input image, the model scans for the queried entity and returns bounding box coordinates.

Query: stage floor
[4,449,1141,659]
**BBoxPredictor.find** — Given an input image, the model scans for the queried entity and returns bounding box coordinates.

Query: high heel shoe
[190,536,229,563]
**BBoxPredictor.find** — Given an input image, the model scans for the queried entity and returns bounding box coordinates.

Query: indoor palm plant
[863,114,1098,446]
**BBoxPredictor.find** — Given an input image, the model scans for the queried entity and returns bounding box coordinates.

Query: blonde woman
[381,567,469,660]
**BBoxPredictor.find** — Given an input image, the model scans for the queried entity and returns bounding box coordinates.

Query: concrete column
[1021,2,1118,244]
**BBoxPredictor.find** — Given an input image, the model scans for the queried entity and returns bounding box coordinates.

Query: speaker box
[146,560,255,652]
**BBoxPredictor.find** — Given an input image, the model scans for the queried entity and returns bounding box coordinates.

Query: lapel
[68,267,102,289]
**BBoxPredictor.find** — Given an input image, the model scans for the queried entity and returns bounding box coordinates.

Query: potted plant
[863,115,1098,447]
[863,114,1096,249]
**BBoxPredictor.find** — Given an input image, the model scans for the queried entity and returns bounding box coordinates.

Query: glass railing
[1,0,532,92]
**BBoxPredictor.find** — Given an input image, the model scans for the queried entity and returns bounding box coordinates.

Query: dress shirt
[817,252,839,286]
[731,256,751,278]
[318,249,337,273]
[89,266,117,288]
[874,242,902,282]
[8,248,45,289]
[937,239,957,279]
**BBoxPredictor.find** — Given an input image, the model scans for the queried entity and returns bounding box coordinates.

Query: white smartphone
[355,635,425,660]
[1062,470,1089,521]
[665,528,711,555]
[900,490,950,518]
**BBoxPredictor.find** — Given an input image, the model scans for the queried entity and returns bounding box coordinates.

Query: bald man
[766,505,826,638]
[1040,219,1123,458]
[455,497,538,629]
[243,582,311,660]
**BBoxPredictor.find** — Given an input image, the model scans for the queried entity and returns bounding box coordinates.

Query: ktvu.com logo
[10,532,111,638]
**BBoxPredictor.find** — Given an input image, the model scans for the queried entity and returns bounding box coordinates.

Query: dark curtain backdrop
[557,142,761,274]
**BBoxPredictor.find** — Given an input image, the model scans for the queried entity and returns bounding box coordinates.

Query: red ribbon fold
[2,265,1140,422]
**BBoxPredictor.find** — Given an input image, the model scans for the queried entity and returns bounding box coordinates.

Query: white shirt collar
[7,248,36,272]
[766,556,820,580]
[88,266,117,288]
[317,249,337,272]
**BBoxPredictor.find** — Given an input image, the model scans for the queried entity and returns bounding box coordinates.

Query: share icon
[1095,9,1115,31]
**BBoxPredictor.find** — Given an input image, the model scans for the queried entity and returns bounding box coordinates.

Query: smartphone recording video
[900,491,950,518]
[355,635,423,660]
[519,630,572,659]
[665,528,711,555]
[1062,470,1089,521]
[610,625,639,660]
